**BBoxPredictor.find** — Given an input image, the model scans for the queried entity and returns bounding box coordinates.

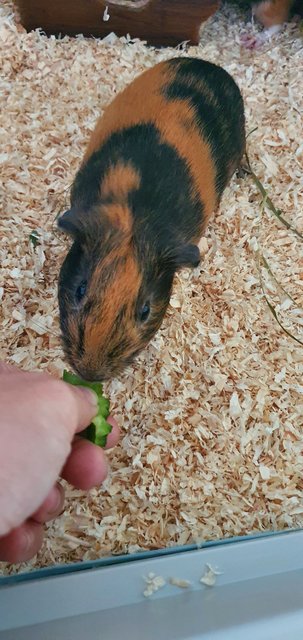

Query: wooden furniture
[15,0,220,46]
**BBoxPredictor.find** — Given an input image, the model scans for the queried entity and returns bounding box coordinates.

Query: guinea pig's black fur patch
[164,58,245,196]
[71,122,204,257]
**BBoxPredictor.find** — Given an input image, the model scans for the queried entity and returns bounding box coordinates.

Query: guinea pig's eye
[75,280,87,303]
[139,301,150,323]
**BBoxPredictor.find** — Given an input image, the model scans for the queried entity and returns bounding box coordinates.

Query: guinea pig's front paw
[239,31,264,50]
[240,23,282,50]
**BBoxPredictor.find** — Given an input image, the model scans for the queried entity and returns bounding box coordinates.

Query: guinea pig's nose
[73,364,103,383]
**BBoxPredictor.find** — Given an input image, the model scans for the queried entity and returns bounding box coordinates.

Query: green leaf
[257,257,303,347]
[260,254,302,309]
[29,230,40,248]
[62,369,112,447]
[92,415,112,447]
[262,292,303,347]
[62,370,101,394]
[244,153,303,241]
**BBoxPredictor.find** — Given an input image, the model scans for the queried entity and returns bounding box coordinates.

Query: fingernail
[47,485,63,517]
[78,387,98,408]
[23,529,34,554]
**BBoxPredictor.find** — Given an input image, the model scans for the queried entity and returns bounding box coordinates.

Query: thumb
[0,362,26,375]
[62,384,99,436]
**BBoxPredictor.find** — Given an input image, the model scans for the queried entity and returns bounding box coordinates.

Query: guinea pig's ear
[57,208,88,242]
[170,243,201,270]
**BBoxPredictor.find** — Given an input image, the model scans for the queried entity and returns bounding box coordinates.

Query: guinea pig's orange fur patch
[103,202,134,233]
[84,62,217,233]
[83,250,141,365]
[157,100,217,235]
[100,163,140,233]
[101,162,141,202]
[64,315,79,350]
[253,0,293,26]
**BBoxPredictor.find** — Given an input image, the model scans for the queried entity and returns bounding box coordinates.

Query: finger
[0,362,23,375]
[0,521,44,563]
[61,439,108,490]
[103,416,120,450]
[31,483,65,524]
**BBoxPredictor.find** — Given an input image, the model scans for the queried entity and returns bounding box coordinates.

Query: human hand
[0,363,119,563]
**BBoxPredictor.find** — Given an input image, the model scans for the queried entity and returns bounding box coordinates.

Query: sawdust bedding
[0,1,302,576]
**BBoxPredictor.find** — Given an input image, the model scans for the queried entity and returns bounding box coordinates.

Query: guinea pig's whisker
[27,318,60,339]
[53,182,73,221]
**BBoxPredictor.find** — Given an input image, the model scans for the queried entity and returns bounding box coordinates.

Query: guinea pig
[58,57,245,382]
[226,0,295,33]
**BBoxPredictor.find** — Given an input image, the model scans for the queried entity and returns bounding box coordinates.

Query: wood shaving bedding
[200,563,223,587]
[169,577,192,588]
[143,572,166,597]
[0,2,302,576]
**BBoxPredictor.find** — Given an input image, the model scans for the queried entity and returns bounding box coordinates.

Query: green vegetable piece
[29,230,40,248]
[62,369,112,448]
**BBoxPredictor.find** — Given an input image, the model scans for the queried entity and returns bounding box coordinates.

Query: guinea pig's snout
[72,363,105,383]
[72,349,135,383]
[73,354,123,383]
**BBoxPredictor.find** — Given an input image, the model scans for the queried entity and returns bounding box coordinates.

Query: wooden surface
[16,0,220,46]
